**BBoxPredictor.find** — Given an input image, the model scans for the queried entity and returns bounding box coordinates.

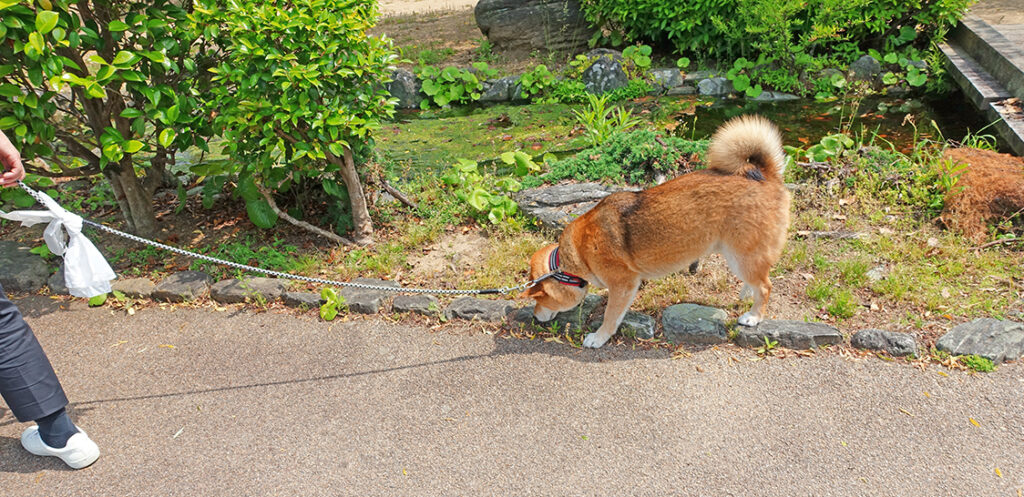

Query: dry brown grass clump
[941,147,1024,242]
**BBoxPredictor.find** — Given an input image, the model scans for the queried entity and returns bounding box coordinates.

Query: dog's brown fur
[522,115,792,348]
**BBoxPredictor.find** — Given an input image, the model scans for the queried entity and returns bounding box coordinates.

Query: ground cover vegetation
[579,0,972,97]
[1,1,1019,369]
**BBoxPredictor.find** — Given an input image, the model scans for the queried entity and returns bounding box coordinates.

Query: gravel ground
[1,296,1022,496]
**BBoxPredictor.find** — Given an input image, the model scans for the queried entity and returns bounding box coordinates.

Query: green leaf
[112,50,135,65]
[28,31,46,54]
[119,108,144,118]
[158,128,175,148]
[36,11,59,34]
[0,84,20,97]
[0,116,18,129]
[164,104,180,124]
[108,20,130,32]
[319,302,338,321]
[88,293,108,307]
[245,199,278,229]
[123,140,144,153]
[467,188,489,210]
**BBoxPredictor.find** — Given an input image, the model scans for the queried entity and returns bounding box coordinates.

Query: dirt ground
[379,0,476,16]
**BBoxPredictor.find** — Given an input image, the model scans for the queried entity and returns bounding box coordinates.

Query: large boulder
[0,241,50,293]
[475,0,595,55]
[582,55,628,95]
[388,68,422,109]
[514,182,637,231]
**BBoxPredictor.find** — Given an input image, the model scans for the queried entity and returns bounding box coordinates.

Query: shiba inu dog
[522,115,791,348]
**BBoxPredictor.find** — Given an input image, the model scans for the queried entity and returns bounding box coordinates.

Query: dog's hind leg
[583,277,641,348]
[736,265,772,327]
[722,247,772,327]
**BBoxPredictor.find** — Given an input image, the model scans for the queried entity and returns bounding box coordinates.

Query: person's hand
[0,129,26,187]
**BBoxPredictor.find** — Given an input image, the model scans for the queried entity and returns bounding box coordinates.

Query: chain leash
[17,181,550,296]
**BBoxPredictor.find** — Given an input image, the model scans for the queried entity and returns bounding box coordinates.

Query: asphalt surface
[1,296,1022,497]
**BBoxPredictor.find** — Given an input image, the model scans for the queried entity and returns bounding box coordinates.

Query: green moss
[377,104,584,171]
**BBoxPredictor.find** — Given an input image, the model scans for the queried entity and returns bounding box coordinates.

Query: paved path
[1,296,1022,496]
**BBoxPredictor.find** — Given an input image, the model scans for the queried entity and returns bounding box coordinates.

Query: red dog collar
[549,246,588,288]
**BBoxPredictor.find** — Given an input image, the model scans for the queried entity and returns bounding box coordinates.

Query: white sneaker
[21,425,100,469]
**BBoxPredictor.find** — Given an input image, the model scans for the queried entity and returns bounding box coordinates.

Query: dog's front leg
[583,279,640,349]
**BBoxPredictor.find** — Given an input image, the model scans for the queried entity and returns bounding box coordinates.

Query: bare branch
[258,186,353,245]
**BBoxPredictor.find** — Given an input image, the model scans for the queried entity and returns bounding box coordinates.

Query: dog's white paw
[582,332,610,349]
[737,312,762,327]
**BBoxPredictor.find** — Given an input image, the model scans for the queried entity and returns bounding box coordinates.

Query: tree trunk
[329,146,374,245]
[104,160,158,239]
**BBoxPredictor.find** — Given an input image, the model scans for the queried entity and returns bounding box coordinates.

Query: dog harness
[548,246,588,288]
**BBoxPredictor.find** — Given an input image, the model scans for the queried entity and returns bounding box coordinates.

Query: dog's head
[521,244,588,322]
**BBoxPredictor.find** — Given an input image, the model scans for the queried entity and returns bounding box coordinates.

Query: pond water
[383,90,1000,171]
[676,94,996,154]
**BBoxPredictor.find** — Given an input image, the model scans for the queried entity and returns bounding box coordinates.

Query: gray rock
[735,320,843,349]
[480,76,519,102]
[282,291,323,308]
[851,329,917,357]
[936,318,1024,363]
[514,183,637,231]
[338,278,401,314]
[662,303,729,345]
[607,311,656,340]
[0,241,50,293]
[907,59,927,70]
[445,296,516,322]
[850,55,881,81]
[210,277,287,304]
[651,68,684,91]
[388,68,422,109]
[866,265,888,283]
[512,294,601,333]
[666,85,697,96]
[750,91,800,102]
[153,271,212,302]
[698,77,734,96]
[393,295,441,316]
[48,265,69,295]
[683,70,715,83]
[582,56,629,95]
[585,48,624,62]
[111,278,155,299]
[475,0,595,54]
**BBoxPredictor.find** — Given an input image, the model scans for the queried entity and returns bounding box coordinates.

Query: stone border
[387,50,912,110]
[4,223,1017,363]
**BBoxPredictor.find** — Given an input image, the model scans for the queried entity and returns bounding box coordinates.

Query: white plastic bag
[1,189,116,298]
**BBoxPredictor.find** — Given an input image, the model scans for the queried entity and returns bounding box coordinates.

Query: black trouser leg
[0,283,68,422]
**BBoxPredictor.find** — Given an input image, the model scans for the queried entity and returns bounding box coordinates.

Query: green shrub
[441,151,540,225]
[579,0,973,95]
[194,0,397,245]
[527,130,709,187]
[417,62,496,109]
[571,93,641,147]
[0,0,214,237]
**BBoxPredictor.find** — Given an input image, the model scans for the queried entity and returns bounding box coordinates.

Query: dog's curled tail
[706,114,786,182]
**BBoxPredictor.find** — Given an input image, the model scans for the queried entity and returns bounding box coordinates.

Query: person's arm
[0,129,26,187]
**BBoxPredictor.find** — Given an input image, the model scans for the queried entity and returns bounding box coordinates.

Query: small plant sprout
[755,336,779,356]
